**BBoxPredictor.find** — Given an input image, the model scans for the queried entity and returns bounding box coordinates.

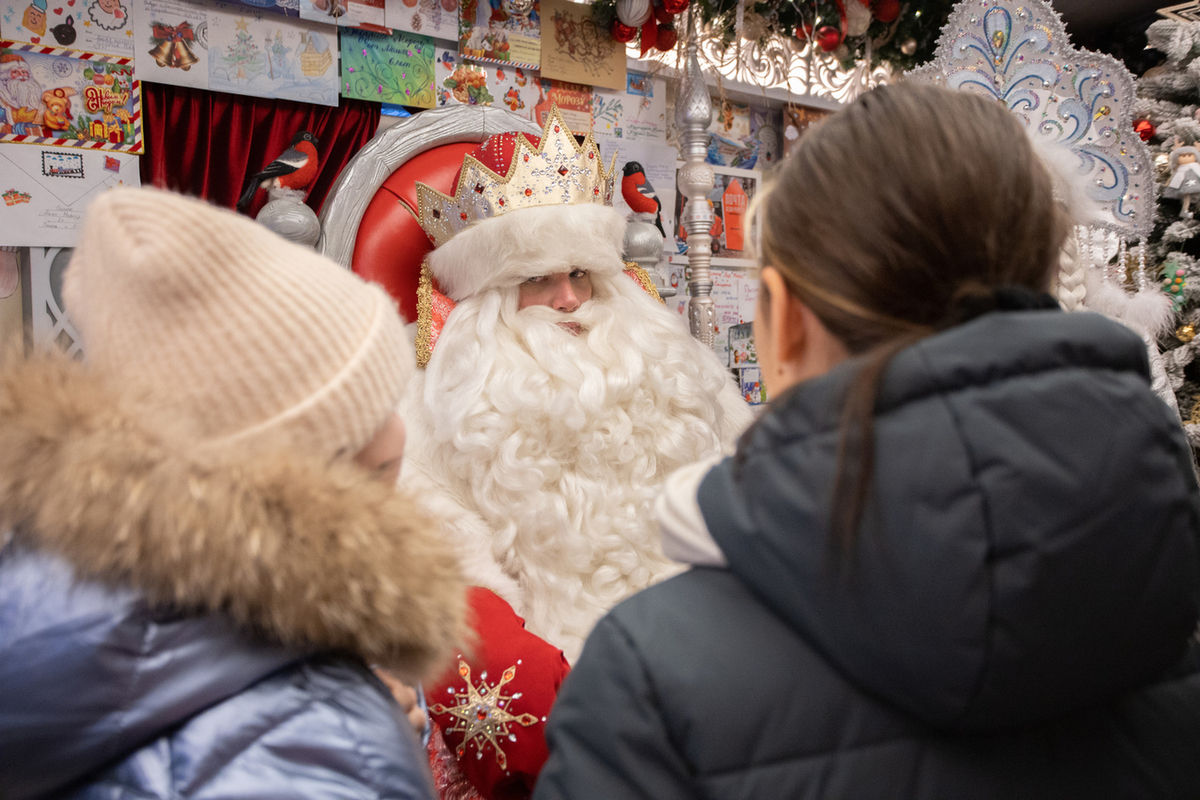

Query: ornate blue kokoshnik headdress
[911,0,1156,241]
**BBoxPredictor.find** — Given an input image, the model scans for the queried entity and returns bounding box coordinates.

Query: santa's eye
[524,275,548,285]
[569,269,588,279]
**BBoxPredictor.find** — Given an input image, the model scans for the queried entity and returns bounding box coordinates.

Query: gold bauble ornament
[1156,152,1171,181]
[1177,324,1196,344]
[901,38,917,56]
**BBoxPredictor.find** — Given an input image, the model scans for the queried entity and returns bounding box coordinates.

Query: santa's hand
[375,668,429,736]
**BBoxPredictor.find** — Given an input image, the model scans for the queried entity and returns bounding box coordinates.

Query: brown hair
[757,83,1069,554]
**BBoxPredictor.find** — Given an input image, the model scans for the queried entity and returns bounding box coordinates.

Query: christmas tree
[224,20,264,80]
[1134,18,1200,445]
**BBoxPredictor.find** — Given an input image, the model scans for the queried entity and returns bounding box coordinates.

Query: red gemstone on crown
[523,154,530,162]
[524,188,532,196]
[432,209,440,218]
[554,126,560,133]
[476,709,488,720]
[593,187,599,195]
[589,152,595,159]
[460,211,468,220]
[558,167,568,176]
[499,198,505,206]
[475,183,484,193]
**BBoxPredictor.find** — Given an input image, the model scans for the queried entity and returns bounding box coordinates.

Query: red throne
[348,141,474,322]
[318,106,542,323]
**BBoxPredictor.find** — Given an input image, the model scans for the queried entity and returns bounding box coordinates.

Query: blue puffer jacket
[0,357,467,799]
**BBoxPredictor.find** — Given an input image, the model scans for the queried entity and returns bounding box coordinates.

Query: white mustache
[517,299,610,333]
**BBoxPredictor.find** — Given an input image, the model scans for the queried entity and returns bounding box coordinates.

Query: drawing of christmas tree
[223,18,264,81]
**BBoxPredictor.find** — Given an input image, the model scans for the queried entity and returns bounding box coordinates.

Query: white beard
[0,75,43,111]
[402,272,752,661]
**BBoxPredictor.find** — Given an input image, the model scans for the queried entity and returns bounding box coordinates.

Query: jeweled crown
[416,107,619,248]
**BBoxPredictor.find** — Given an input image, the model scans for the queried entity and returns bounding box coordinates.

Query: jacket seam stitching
[696,731,927,779]
[913,345,996,725]
[605,615,700,787]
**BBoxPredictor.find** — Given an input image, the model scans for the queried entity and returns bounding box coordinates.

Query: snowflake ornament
[429,660,539,770]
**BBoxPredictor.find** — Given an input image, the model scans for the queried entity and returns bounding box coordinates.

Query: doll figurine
[1165,140,1200,218]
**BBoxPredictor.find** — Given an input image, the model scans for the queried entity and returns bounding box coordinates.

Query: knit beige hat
[63,187,412,460]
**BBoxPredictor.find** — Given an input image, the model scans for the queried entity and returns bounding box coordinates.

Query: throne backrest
[318,105,543,323]
[349,141,477,322]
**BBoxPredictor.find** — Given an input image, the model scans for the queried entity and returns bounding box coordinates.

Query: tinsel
[691,0,955,70]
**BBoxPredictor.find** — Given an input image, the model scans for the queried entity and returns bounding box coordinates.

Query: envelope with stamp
[0,140,139,246]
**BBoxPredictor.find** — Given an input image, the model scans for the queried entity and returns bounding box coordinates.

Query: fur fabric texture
[401,271,753,661]
[1027,134,1109,230]
[427,203,629,301]
[0,354,466,680]
[1083,266,1175,341]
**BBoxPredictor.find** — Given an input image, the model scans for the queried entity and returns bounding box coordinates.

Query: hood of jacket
[699,310,1200,731]
[0,354,466,795]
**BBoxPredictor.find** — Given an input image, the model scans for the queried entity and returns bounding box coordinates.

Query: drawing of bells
[148,39,173,67]
[168,38,200,70]
[150,22,200,70]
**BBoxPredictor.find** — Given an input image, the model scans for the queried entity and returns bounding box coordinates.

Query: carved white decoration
[640,24,893,104]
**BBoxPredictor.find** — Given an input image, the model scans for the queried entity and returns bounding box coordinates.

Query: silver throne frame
[318,104,543,269]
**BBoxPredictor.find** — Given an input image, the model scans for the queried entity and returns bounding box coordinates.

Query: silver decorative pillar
[675,10,716,345]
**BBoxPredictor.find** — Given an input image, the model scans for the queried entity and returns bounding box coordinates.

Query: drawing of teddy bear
[41,87,76,137]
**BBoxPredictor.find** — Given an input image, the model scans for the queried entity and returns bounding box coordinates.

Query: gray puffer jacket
[536,310,1200,799]
[0,356,466,799]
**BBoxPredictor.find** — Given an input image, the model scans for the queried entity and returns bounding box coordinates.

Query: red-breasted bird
[621,161,664,237]
[237,131,320,211]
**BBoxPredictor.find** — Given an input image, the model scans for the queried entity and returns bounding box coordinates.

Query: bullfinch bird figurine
[621,161,664,236]
[237,131,320,211]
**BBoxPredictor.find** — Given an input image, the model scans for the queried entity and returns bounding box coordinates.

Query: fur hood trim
[428,203,628,301]
[0,355,466,679]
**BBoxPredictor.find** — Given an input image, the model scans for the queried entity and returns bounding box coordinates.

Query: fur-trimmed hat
[64,187,413,460]
[417,111,628,302]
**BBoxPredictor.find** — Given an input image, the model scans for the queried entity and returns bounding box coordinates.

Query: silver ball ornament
[616,0,653,28]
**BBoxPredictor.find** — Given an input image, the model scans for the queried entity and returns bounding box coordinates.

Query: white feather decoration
[1083,266,1175,340]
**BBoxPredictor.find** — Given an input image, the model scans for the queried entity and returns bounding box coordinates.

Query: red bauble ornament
[656,22,677,50]
[611,19,638,42]
[653,0,672,23]
[661,0,687,14]
[816,24,842,51]
[1134,119,1156,142]
[872,0,900,23]
[794,22,813,40]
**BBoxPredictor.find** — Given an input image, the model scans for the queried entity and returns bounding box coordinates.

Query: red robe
[427,588,570,799]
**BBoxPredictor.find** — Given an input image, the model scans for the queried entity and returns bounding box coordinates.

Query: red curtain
[139,83,381,218]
